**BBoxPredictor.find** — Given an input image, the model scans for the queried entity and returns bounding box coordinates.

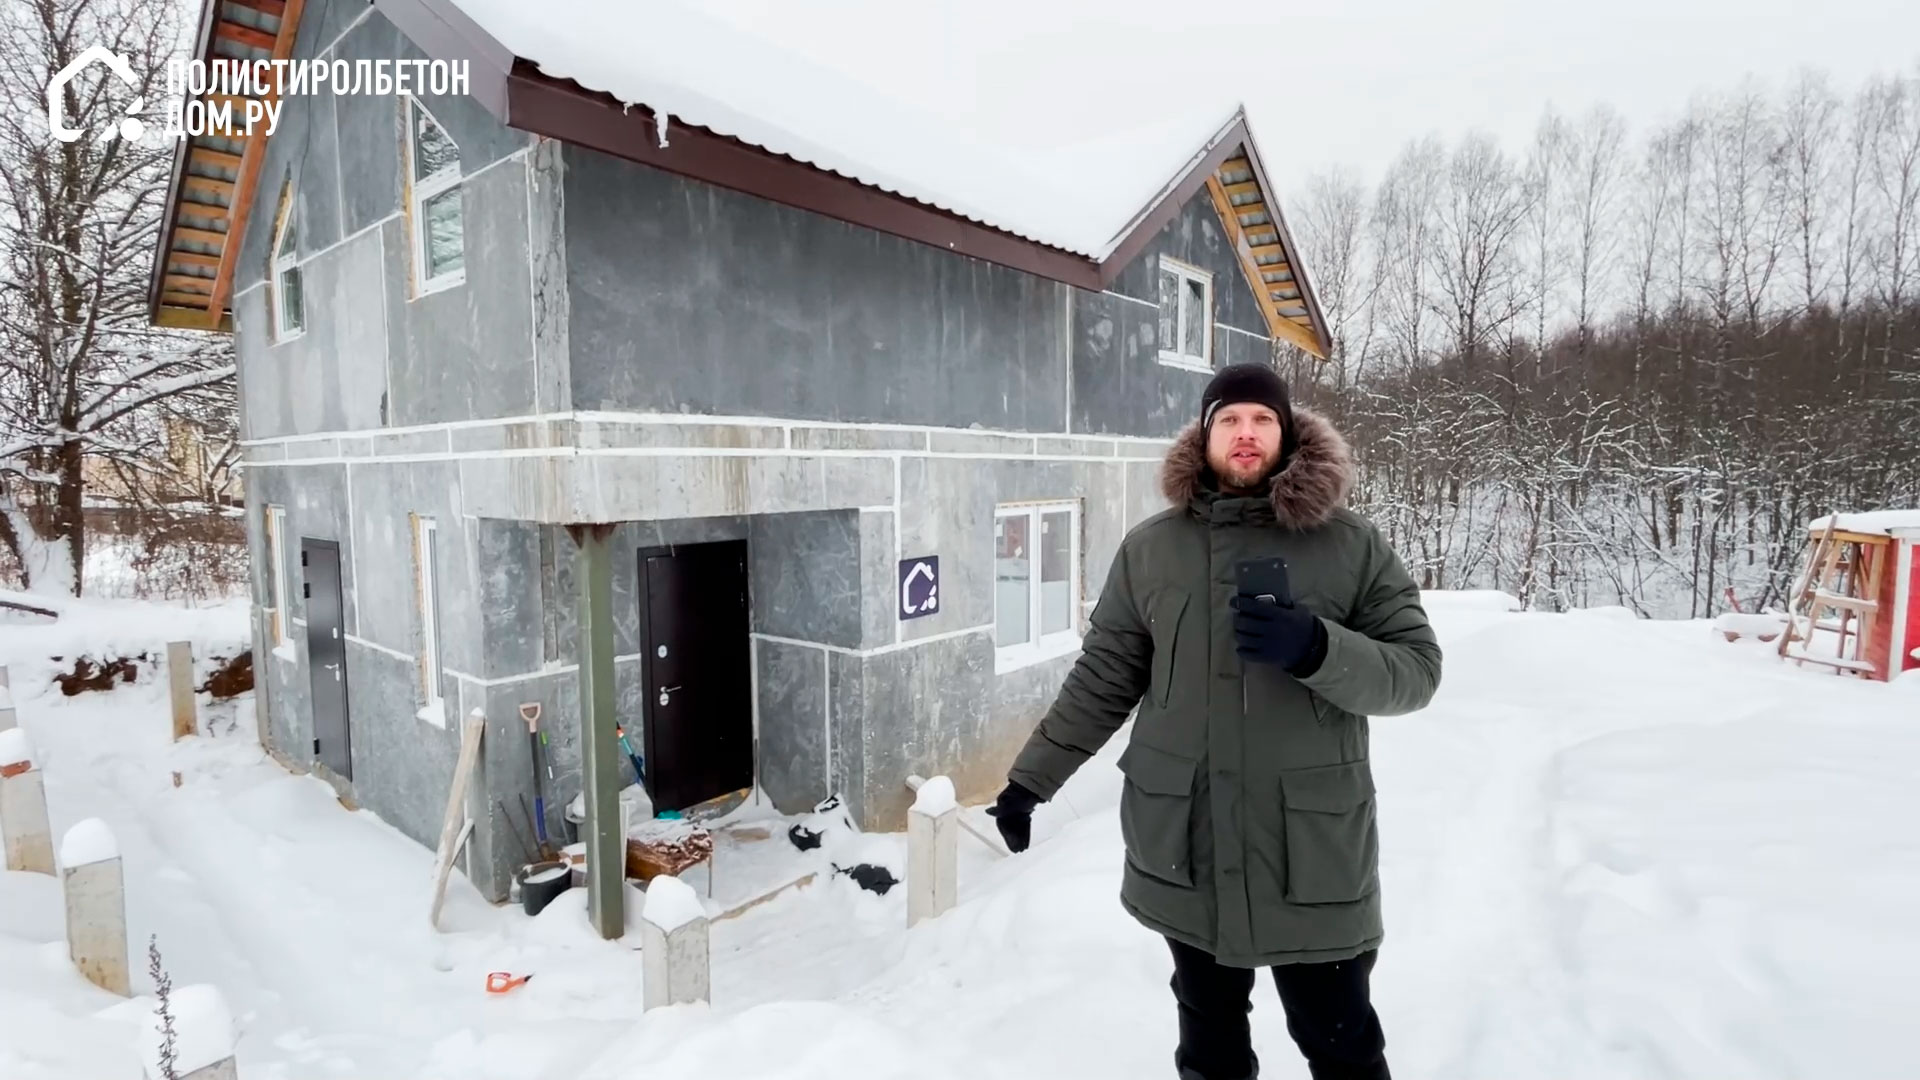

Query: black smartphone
[1235,556,1292,606]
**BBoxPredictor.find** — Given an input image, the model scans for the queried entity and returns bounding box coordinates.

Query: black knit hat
[1201,363,1297,461]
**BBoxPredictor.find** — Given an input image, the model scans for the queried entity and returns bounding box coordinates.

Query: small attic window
[1157,256,1212,372]
[271,181,303,341]
[406,96,464,294]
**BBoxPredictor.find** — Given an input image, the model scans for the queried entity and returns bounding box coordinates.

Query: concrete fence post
[168,641,196,741]
[641,876,710,1010]
[0,665,15,732]
[61,818,129,995]
[907,775,959,927]
[1,728,54,874]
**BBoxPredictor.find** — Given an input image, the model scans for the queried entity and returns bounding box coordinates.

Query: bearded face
[1204,402,1285,492]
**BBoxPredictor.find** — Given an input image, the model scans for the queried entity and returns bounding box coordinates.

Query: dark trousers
[1167,938,1389,1080]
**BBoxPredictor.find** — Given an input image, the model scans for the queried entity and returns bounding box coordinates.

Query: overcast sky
[702,0,1920,191]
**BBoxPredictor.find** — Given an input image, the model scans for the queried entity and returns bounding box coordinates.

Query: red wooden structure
[1778,512,1920,681]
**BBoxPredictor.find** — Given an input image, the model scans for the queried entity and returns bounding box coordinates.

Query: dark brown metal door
[302,539,352,780]
[640,541,752,812]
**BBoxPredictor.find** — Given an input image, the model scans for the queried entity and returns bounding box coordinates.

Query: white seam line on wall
[753,624,993,659]
[526,148,540,417]
[378,223,393,431]
[242,409,1173,448]
[345,633,412,664]
[450,664,582,689]
[893,455,903,645]
[344,462,358,636]
[822,646,832,798]
[1063,285,1073,434]
[1220,324,1271,341]
[749,634,762,798]
[319,3,377,60]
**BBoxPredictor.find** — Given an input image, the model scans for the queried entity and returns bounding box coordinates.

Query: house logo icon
[47,45,146,144]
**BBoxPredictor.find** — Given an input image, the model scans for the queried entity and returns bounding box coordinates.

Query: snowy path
[6,595,1919,1078]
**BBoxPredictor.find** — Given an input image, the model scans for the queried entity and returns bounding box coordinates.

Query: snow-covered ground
[3,593,1917,1079]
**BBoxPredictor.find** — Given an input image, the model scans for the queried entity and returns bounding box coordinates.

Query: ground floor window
[995,501,1081,670]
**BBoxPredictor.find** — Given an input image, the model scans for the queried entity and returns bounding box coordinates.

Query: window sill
[412,271,466,300]
[416,699,447,729]
[270,327,306,348]
[1157,351,1212,373]
[271,641,297,664]
[994,633,1083,675]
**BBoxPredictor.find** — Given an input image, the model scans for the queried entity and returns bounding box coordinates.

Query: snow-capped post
[0,727,54,874]
[641,874,710,1010]
[168,641,196,741]
[139,982,237,1080]
[61,818,129,995]
[906,774,959,927]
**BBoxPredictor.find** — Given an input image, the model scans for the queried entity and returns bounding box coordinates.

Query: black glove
[986,780,1042,853]
[1230,593,1328,676]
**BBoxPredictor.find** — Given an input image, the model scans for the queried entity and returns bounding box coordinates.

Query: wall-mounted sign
[898,556,939,620]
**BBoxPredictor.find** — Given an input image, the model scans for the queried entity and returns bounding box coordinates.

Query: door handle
[657,685,680,706]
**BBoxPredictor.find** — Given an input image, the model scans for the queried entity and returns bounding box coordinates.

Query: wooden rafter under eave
[1205,175,1323,357]
[194,0,306,327]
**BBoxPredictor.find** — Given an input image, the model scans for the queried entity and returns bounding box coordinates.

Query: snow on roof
[445,0,1240,260]
[1810,510,1920,536]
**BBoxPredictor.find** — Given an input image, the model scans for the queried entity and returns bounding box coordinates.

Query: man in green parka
[988,363,1440,1080]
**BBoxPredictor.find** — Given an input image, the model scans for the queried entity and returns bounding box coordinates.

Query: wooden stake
[429,708,486,928]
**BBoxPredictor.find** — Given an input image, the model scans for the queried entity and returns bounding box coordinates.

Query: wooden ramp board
[429,708,486,929]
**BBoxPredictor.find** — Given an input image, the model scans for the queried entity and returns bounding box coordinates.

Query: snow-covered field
[3,593,1917,1079]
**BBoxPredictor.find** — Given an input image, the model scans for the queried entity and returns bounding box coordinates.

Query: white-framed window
[405,96,465,294]
[1157,255,1213,371]
[270,183,303,341]
[994,501,1082,672]
[414,515,445,722]
[265,505,292,655]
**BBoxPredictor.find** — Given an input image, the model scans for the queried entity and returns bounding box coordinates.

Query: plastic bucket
[516,860,572,916]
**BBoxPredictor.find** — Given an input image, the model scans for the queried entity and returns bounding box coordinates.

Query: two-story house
[147,0,1332,903]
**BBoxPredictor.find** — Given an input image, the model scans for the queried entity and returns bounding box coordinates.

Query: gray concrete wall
[562,145,1073,429]
[1072,195,1274,439]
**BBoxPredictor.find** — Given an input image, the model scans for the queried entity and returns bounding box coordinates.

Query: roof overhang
[146,0,307,333]
[150,0,1333,359]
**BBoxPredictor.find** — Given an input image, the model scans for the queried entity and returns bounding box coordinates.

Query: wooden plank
[182,175,235,199]
[163,273,215,294]
[165,251,222,270]
[168,641,197,741]
[161,290,217,307]
[152,305,228,331]
[1223,180,1263,199]
[1248,243,1284,262]
[225,0,288,17]
[429,708,486,929]
[1786,647,1876,674]
[215,20,278,51]
[1270,316,1323,355]
[172,226,230,248]
[1812,528,1897,547]
[204,0,305,325]
[1812,589,1877,613]
[190,147,244,172]
[1206,175,1288,344]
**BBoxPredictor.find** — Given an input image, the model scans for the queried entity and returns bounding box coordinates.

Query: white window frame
[270,186,303,342]
[415,516,446,725]
[405,95,465,296]
[265,505,293,659]
[993,500,1083,674]
[1157,255,1214,372]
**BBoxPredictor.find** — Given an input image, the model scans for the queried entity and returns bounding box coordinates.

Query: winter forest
[1281,64,1920,618]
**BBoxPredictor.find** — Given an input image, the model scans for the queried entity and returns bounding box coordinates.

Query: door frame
[635,540,756,811]
[300,537,352,783]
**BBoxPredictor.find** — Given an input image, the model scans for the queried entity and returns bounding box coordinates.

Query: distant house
[147,0,1331,901]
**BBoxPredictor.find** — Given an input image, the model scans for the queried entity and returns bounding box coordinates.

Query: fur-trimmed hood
[1159,406,1356,530]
